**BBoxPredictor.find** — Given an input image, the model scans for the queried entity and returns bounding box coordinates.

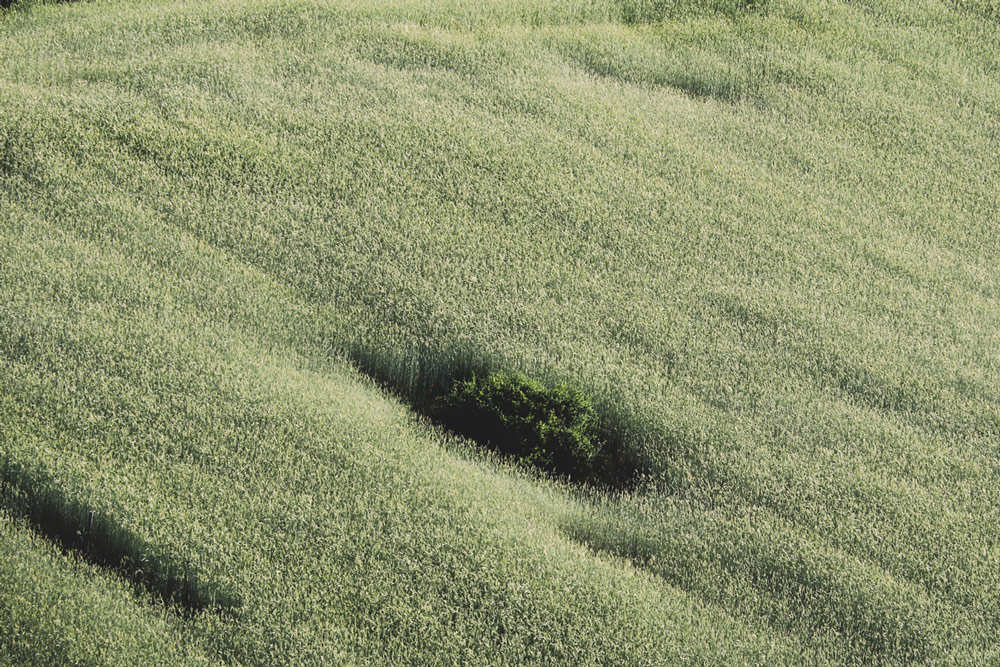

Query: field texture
[2,0,999,663]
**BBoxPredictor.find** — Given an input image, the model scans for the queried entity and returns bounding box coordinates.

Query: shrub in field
[432,371,607,480]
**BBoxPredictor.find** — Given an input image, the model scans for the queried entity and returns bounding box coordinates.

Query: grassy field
[2,0,999,663]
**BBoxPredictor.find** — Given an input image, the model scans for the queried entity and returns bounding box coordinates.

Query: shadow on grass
[345,340,642,490]
[560,509,938,664]
[0,458,240,618]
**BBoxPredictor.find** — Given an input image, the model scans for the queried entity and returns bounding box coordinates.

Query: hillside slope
[2,0,999,663]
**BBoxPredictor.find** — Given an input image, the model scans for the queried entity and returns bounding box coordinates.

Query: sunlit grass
[2,0,999,663]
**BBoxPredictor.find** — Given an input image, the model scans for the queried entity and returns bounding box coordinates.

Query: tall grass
[2,0,999,663]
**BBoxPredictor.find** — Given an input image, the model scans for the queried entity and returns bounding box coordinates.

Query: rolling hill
[2,0,999,663]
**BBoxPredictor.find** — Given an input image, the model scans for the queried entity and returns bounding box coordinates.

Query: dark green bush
[432,371,606,480]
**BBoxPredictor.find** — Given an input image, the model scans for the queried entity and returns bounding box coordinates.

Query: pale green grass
[0,509,220,666]
[2,0,999,663]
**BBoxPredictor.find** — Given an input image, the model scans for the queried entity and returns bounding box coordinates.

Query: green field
[2,0,999,663]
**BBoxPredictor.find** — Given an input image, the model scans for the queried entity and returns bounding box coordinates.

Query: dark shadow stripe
[0,457,240,617]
